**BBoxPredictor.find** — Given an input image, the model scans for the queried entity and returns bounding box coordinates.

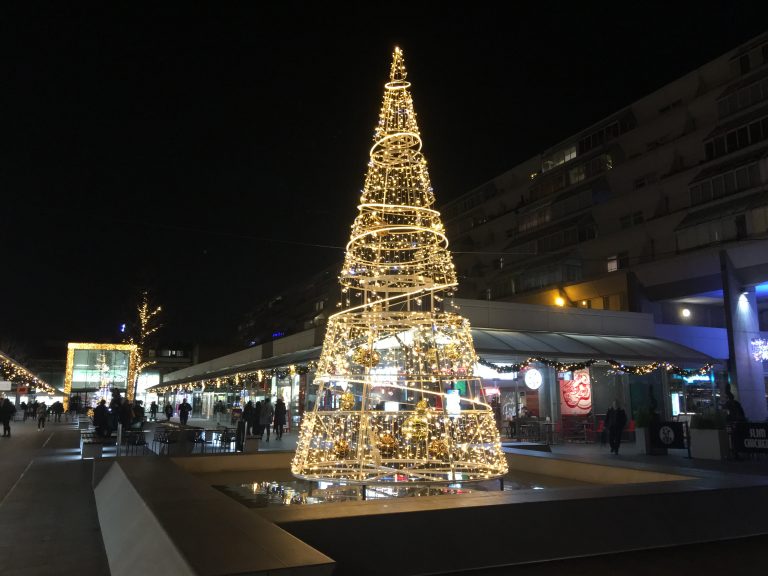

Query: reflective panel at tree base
[291,48,507,484]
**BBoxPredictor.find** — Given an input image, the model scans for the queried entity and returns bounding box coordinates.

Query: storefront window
[589,365,625,418]
[668,372,717,415]
[627,371,663,421]
[71,349,130,392]
[64,343,137,410]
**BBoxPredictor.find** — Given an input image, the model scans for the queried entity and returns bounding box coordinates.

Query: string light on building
[751,338,768,362]
[0,351,55,394]
[477,357,714,376]
[477,357,713,377]
[291,47,507,484]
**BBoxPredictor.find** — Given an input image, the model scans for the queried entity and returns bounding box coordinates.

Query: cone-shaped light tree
[292,48,507,483]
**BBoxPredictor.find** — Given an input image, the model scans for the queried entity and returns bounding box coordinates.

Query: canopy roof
[154,328,713,389]
[472,328,712,363]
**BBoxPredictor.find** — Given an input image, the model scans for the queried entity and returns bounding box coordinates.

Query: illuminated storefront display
[64,342,137,410]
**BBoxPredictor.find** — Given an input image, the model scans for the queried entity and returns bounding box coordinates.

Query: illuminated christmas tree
[292,47,507,483]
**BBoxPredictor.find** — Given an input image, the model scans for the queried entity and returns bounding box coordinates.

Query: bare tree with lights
[292,48,507,484]
[126,290,162,401]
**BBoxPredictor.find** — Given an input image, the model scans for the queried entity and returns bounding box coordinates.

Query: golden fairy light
[0,351,54,394]
[292,47,507,484]
[63,343,138,411]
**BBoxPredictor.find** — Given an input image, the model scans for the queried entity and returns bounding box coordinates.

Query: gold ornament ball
[403,414,429,441]
[339,391,355,410]
[428,439,449,458]
[444,344,461,362]
[353,347,381,367]
[332,439,350,458]
[377,433,398,457]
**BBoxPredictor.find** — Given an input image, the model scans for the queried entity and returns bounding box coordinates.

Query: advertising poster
[559,369,592,415]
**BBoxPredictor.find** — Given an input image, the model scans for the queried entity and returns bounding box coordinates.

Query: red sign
[17,386,28,394]
[559,369,592,415]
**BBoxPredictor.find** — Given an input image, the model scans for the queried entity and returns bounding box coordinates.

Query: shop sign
[651,422,686,449]
[524,368,542,390]
[17,386,28,394]
[731,423,768,453]
[0,381,11,391]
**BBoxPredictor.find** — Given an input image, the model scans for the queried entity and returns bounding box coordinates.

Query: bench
[81,431,116,458]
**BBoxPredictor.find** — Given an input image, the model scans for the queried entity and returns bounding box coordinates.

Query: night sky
[3,2,768,354]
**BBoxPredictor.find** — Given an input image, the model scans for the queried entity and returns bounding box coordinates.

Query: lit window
[607,255,618,272]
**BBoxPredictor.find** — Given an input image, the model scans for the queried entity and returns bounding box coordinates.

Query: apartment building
[442,32,768,418]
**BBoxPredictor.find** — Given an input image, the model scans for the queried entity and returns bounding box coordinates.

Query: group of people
[0,398,69,437]
[92,389,148,437]
[2,392,294,441]
[242,397,287,441]
[142,399,193,424]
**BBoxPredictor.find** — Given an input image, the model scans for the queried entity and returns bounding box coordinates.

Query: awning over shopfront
[155,327,713,390]
[158,346,322,387]
[473,328,713,364]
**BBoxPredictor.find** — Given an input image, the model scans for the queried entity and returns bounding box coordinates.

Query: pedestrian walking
[259,397,274,442]
[132,400,145,428]
[1,397,16,437]
[51,401,64,422]
[178,398,192,425]
[164,401,173,421]
[149,401,158,422]
[243,401,255,437]
[20,401,27,421]
[273,397,287,440]
[93,399,109,437]
[37,402,48,431]
[214,400,225,425]
[605,400,628,455]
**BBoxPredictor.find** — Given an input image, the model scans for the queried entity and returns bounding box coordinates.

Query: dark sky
[3,2,768,352]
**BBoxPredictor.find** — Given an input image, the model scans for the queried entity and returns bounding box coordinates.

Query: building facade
[160,299,730,441]
[441,32,768,419]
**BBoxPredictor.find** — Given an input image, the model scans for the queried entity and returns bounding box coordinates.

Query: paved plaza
[1,415,767,575]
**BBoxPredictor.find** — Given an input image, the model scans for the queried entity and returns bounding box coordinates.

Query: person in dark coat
[118,399,134,429]
[51,401,64,422]
[259,397,274,442]
[243,401,255,437]
[149,401,158,421]
[723,386,746,423]
[132,400,145,428]
[37,402,48,430]
[93,399,109,437]
[164,401,173,421]
[178,398,192,425]
[605,400,628,455]
[273,397,287,440]
[1,397,16,437]
[253,400,263,437]
[109,389,123,432]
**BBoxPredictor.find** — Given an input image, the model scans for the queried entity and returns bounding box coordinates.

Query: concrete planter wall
[689,428,728,460]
